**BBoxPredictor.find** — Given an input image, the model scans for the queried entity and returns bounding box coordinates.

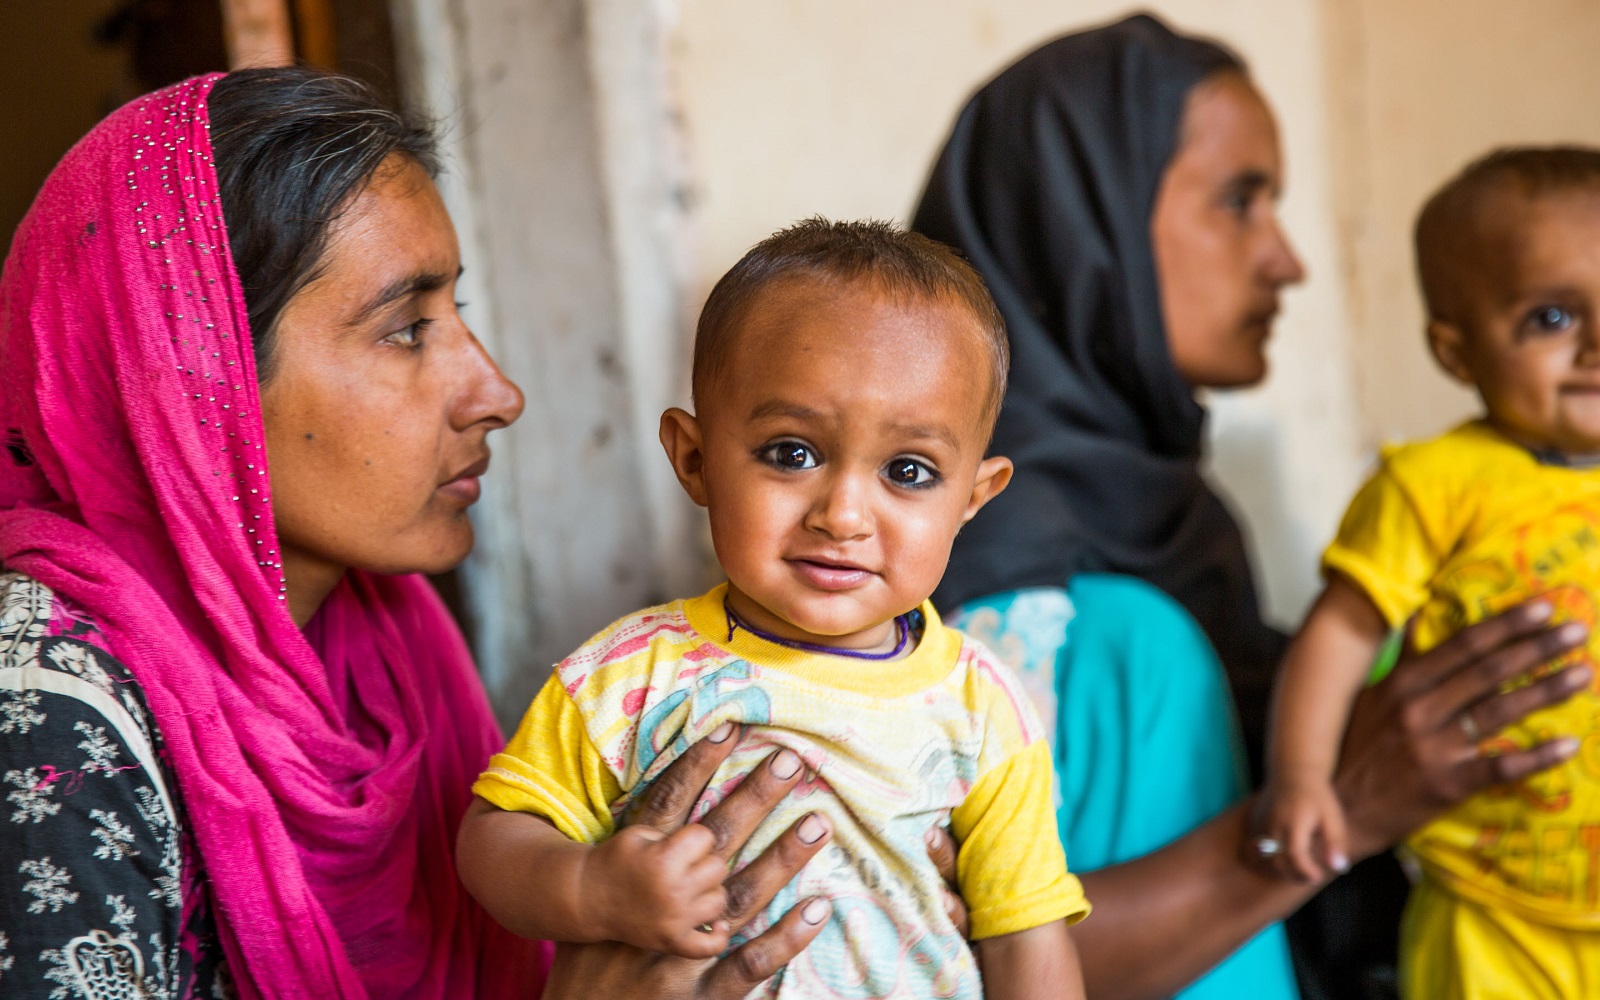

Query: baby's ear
[1426,319,1475,385]
[961,456,1013,524]
[659,407,710,507]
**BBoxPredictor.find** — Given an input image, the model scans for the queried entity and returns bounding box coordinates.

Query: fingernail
[708,722,735,743]
[771,749,801,779]
[1527,601,1554,622]
[1561,622,1589,642]
[1331,853,1350,873]
[798,813,827,844]
[925,827,939,848]
[1557,737,1581,757]
[801,898,831,925]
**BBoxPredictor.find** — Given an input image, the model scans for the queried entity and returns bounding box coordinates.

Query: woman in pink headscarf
[0,70,844,999]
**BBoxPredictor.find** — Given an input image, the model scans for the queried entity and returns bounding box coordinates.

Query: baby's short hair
[1416,146,1600,322]
[693,218,1010,427]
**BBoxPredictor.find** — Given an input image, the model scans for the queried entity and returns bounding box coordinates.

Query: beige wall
[1328,0,1600,446]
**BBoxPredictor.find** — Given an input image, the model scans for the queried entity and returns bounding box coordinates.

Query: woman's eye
[1526,305,1575,334]
[382,319,430,350]
[885,458,937,487]
[1219,186,1253,219]
[759,441,817,470]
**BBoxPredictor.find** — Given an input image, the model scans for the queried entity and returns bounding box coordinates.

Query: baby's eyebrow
[884,422,961,452]
[748,400,825,423]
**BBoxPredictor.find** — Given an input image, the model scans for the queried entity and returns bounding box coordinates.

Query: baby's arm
[978,921,1085,1000]
[456,796,732,957]
[1259,574,1389,881]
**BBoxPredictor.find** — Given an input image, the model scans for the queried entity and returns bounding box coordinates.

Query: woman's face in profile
[259,156,524,605]
[1152,71,1305,389]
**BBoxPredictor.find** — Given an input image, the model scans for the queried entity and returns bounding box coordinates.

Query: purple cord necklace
[724,600,915,661]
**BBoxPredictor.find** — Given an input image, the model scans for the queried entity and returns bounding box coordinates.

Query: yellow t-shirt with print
[1325,420,1600,926]
[474,584,1088,999]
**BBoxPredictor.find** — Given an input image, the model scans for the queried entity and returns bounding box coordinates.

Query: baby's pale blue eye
[1529,305,1574,332]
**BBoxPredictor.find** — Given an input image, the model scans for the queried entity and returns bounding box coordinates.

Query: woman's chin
[358,522,477,578]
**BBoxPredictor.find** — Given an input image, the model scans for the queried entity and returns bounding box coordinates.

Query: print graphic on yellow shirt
[474,585,1088,1000]
[1324,421,1600,926]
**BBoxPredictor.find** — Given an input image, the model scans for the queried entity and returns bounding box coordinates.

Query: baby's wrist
[571,841,629,944]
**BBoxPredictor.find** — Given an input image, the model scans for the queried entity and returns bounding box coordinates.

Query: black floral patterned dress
[0,571,232,999]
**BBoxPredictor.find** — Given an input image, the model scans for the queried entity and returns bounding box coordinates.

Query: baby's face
[1441,191,1600,455]
[678,279,1009,650]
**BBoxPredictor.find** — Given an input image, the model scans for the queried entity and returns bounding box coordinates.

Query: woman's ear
[659,407,710,507]
[961,456,1013,524]
[1426,319,1476,385]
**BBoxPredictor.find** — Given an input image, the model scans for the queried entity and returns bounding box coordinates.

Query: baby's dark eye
[1527,305,1575,334]
[759,441,818,470]
[884,458,937,488]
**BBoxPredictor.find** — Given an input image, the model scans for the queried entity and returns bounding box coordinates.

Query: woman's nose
[454,327,525,431]
[1263,217,1306,288]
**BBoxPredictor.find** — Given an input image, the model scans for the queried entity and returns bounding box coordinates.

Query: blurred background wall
[5,1,1600,720]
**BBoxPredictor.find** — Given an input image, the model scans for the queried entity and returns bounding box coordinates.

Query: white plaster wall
[1327,0,1600,447]
[672,0,1368,628]
[395,0,696,722]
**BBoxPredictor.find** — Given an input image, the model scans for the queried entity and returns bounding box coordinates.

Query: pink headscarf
[0,76,549,998]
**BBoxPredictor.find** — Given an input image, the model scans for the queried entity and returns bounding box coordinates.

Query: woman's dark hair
[207,67,441,381]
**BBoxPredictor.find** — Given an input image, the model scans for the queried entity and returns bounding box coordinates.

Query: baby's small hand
[585,823,731,958]
[1252,775,1350,884]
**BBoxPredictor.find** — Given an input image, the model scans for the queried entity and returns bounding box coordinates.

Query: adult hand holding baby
[538,722,968,997]
[533,723,828,997]
[1252,594,1590,883]
[1333,599,1590,863]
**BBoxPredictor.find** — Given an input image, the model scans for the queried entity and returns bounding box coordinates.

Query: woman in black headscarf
[914,13,1590,999]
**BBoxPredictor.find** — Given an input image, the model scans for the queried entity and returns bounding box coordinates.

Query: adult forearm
[1071,803,1318,1000]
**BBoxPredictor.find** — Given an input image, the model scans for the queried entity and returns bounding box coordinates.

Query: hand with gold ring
[1337,600,1590,863]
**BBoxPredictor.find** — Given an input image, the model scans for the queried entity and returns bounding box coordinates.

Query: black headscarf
[914,13,1286,757]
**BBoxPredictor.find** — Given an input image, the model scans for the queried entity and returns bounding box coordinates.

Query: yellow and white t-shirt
[475,584,1089,998]
[1325,420,1600,926]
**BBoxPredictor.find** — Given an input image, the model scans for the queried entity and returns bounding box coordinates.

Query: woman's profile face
[1152,71,1305,389]
[260,155,524,614]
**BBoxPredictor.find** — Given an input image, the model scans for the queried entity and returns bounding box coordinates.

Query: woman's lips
[437,476,482,504]
[438,456,489,504]
[789,558,872,591]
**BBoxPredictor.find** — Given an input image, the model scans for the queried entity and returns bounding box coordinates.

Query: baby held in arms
[458,219,1089,998]
[1257,148,1600,997]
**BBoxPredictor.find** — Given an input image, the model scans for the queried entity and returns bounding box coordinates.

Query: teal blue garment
[949,574,1299,1000]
